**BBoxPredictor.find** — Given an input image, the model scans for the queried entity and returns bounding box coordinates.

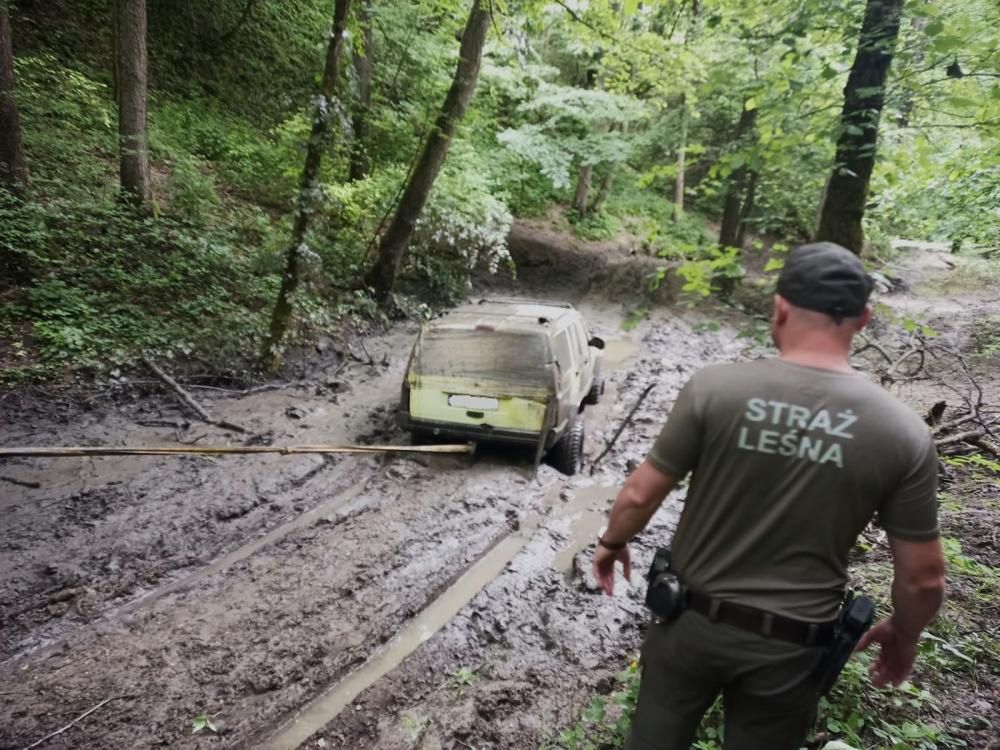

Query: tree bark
[572,164,592,218]
[364,0,489,302]
[815,0,904,255]
[0,10,27,196]
[349,0,373,182]
[116,0,152,207]
[736,169,759,246]
[719,104,758,247]
[592,167,615,213]
[674,94,687,219]
[261,0,352,371]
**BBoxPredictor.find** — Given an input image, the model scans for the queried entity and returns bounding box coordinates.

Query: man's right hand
[593,543,631,596]
[856,617,918,688]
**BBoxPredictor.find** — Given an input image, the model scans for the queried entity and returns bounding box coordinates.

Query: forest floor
[0,229,997,750]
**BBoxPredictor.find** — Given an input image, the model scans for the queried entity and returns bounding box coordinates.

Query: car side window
[553,330,573,372]
[567,323,586,361]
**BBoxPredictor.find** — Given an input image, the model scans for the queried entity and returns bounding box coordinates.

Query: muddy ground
[1,233,997,750]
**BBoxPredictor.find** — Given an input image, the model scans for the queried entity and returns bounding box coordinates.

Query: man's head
[772,242,874,353]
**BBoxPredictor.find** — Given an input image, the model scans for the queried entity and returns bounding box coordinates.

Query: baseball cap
[777,242,874,319]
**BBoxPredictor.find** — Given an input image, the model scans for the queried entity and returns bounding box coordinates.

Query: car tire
[548,418,585,476]
[584,376,604,406]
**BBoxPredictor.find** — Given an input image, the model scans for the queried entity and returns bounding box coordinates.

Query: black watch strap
[598,535,628,551]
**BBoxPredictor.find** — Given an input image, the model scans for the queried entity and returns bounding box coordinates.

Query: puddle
[552,485,617,574]
[602,338,639,368]
[259,481,620,750]
[258,510,550,750]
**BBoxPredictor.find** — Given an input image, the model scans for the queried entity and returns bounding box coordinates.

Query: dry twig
[20,696,119,750]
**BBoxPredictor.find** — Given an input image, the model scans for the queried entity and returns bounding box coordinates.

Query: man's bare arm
[603,460,679,544]
[593,460,679,595]
[858,536,945,687]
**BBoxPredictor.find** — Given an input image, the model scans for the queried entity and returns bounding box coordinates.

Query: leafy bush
[0,195,276,375]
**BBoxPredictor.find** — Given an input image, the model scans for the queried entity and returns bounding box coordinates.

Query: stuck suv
[399,298,605,475]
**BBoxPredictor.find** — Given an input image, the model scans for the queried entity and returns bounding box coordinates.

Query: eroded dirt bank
[1,236,996,750]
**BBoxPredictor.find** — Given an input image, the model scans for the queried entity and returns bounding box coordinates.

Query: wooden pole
[0,443,476,459]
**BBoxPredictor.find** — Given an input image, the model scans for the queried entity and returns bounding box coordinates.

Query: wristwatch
[597,534,628,551]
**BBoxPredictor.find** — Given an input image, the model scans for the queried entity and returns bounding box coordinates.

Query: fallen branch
[973,438,1000,458]
[590,383,656,475]
[5,588,79,621]
[0,475,41,489]
[935,429,985,448]
[21,696,118,750]
[142,356,247,433]
[931,412,979,435]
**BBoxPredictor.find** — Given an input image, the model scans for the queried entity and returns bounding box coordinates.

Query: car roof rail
[477,297,574,309]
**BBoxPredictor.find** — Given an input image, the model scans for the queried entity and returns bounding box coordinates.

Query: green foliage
[191,713,218,734]
[540,661,640,750]
[0,195,275,377]
[570,211,621,242]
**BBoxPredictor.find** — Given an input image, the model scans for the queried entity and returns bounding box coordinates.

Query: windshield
[414,329,553,386]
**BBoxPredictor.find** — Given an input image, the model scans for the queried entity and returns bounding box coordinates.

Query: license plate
[448,394,499,411]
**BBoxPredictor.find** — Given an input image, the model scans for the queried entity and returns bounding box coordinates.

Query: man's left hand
[593,543,631,595]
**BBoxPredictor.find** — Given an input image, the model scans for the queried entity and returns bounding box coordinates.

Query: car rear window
[414,329,553,386]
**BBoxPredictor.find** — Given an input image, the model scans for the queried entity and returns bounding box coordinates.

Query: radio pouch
[645,547,686,621]
[811,591,876,696]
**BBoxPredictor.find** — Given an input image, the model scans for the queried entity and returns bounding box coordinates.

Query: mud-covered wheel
[584,376,604,406]
[548,418,585,475]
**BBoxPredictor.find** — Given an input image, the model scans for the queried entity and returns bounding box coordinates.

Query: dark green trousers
[625,610,824,750]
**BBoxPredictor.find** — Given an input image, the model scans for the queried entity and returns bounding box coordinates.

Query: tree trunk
[572,164,592,218]
[592,168,615,213]
[364,0,489,302]
[719,104,758,247]
[261,0,351,371]
[736,169,759,246]
[674,94,687,219]
[815,0,904,255]
[116,0,151,207]
[0,10,27,196]
[349,0,373,182]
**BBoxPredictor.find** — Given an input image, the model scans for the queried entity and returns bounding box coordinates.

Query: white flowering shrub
[406,161,514,303]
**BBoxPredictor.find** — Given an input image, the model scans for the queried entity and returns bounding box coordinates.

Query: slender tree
[261,0,352,371]
[572,163,593,218]
[116,0,152,206]
[349,0,373,182]
[815,0,905,254]
[364,0,490,302]
[674,93,688,219]
[736,169,759,247]
[719,103,758,247]
[0,7,27,196]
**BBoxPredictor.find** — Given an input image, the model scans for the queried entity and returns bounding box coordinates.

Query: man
[593,242,946,750]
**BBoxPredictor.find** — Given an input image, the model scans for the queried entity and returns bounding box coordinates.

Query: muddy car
[399,298,605,475]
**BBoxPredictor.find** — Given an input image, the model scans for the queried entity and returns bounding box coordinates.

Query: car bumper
[400,414,543,447]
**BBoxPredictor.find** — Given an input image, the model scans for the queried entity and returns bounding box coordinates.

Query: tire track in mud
[0,454,542,750]
[275,310,755,750]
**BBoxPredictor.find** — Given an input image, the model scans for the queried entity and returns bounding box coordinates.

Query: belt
[685,590,836,647]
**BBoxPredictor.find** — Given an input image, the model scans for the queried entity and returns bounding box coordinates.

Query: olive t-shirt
[648,358,939,622]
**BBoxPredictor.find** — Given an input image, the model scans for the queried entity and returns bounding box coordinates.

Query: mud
[1,239,995,750]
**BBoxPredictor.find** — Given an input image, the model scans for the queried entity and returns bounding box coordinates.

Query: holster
[645,547,686,621]
[810,591,876,696]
